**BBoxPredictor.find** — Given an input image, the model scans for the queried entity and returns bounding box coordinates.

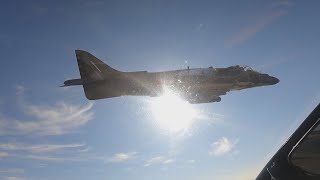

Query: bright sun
[150,87,197,135]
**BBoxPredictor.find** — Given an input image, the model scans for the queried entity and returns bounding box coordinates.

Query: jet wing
[181,88,229,104]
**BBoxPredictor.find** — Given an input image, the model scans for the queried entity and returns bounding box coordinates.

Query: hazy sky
[1,0,320,180]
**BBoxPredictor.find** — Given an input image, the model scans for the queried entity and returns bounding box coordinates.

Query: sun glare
[150,88,197,135]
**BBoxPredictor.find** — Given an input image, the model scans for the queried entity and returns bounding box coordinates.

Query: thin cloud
[77,146,92,153]
[1,149,103,163]
[107,152,138,163]
[22,102,93,135]
[196,111,225,126]
[18,154,82,162]
[0,143,85,153]
[225,11,286,47]
[14,85,25,96]
[186,159,195,164]
[209,137,238,156]
[163,159,174,164]
[145,156,165,165]
[225,1,291,47]
[196,23,204,30]
[0,168,24,174]
[144,156,175,167]
[0,85,94,136]
[0,87,98,164]
[0,102,93,136]
[0,152,9,157]
[5,177,27,180]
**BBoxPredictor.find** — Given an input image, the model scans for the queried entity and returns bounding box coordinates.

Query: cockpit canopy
[228,65,257,73]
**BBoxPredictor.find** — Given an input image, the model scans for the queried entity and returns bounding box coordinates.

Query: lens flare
[150,88,197,135]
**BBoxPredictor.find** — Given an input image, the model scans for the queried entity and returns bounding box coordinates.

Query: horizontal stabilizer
[62,79,85,87]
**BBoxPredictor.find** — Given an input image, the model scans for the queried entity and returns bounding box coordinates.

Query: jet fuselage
[63,50,279,104]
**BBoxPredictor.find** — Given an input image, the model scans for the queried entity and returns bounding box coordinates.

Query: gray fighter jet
[62,50,279,104]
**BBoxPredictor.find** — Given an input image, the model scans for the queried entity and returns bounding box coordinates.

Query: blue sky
[0,0,320,180]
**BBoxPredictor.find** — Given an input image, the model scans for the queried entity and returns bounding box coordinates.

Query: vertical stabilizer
[75,50,119,81]
[74,50,121,100]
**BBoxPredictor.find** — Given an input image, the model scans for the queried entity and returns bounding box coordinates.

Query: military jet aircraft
[62,50,279,104]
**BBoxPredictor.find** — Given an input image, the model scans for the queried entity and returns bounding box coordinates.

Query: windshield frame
[288,117,320,176]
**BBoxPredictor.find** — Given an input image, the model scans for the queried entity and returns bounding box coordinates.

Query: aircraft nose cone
[270,76,280,85]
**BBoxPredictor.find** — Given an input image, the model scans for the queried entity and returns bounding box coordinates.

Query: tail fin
[75,50,119,81]
[74,50,121,100]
